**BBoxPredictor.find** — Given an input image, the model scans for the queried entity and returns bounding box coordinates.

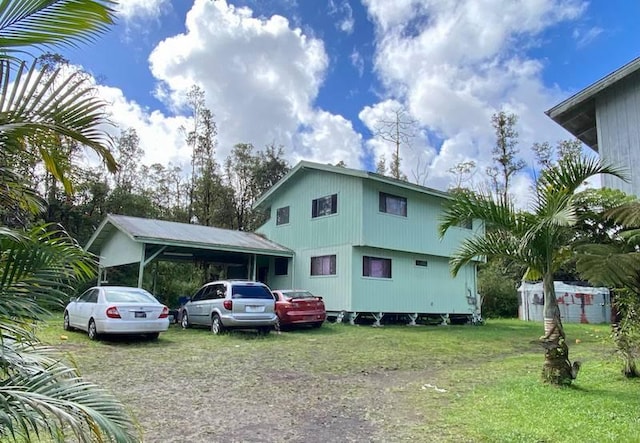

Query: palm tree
[0,1,140,441]
[439,156,627,385]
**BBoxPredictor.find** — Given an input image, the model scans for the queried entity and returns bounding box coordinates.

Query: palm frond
[576,243,640,292]
[0,60,117,192]
[0,341,140,443]
[607,201,640,228]
[0,0,116,53]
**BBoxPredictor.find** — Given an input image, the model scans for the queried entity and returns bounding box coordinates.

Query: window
[276,206,290,225]
[415,260,428,267]
[379,192,407,217]
[457,219,473,229]
[231,285,274,299]
[310,255,336,276]
[363,256,392,278]
[274,258,288,275]
[312,194,337,218]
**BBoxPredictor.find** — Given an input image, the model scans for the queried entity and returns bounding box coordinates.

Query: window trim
[379,192,407,217]
[310,254,337,276]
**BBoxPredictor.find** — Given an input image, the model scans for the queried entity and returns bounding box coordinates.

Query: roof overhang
[545,57,640,152]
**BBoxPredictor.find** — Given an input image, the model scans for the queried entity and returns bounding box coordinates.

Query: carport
[84,214,294,288]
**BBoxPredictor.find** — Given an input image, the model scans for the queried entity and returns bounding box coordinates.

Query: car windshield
[104,289,158,304]
[282,291,315,299]
[231,285,273,299]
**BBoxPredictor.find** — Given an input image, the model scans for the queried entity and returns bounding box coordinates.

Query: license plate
[135,312,146,318]
[246,305,264,313]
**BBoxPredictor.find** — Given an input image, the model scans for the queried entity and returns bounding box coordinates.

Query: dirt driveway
[58,323,464,442]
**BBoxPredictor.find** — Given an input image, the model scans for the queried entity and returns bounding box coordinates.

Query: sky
[60,0,640,204]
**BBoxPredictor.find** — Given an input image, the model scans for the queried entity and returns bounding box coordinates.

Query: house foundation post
[407,313,418,326]
[372,312,384,327]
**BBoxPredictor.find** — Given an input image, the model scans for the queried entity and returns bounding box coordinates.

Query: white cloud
[116,0,170,21]
[147,0,362,166]
[572,26,604,48]
[350,48,364,77]
[328,0,355,34]
[360,0,589,202]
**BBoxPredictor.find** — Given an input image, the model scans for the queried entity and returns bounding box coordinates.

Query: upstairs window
[363,256,392,279]
[312,194,337,218]
[311,255,336,276]
[379,192,407,217]
[457,219,473,229]
[276,206,290,225]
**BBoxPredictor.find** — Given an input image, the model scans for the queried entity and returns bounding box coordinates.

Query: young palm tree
[0,1,140,441]
[439,156,627,385]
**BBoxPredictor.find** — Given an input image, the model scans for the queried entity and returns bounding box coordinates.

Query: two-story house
[253,161,482,325]
[546,57,640,196]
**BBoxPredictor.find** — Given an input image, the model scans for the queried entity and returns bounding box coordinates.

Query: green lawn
[37,317,640,442]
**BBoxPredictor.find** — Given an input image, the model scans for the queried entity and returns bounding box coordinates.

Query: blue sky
[60,0,639,199]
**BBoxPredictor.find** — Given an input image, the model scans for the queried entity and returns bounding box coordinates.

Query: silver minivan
[180,280,277,334]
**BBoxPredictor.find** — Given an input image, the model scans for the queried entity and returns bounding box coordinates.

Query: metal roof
[546,57,640,152]
[85,214,293,256]
[253,160,451,209]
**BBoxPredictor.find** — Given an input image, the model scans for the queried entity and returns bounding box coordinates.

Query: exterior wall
[350,246,477,314]
[360,181,480,257]
[597,70,640,196]
[256,170,363,249]
[256,166,481,317]
[288,244,353,312]
[519,282,611,324]
[99,230,142,267]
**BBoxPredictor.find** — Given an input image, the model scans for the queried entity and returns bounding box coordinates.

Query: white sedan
[64,286,170,340]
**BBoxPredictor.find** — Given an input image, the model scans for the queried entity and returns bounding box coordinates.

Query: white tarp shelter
[518,282,611,324]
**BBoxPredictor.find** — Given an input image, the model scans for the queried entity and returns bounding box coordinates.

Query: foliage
[0,1,140,441]
[485,111,525,204]
[439,155,627,385]
[477,258,521,318]
[0,226,139,442]
[373,106,416,181]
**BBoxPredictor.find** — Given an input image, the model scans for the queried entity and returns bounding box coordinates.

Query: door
[75,288,98,330]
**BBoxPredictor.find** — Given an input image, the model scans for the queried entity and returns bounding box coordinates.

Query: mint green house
[253,161,482,325]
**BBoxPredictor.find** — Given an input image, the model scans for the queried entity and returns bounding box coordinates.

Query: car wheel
[181,311,190,329]
[87,319,99,341]
[147,332,159,340]
[211,314,225,335]
[312,322,323,328]
[274,316,281,333]
[63,311,73,331]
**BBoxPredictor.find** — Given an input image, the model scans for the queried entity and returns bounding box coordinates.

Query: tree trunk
[541,274,580,385]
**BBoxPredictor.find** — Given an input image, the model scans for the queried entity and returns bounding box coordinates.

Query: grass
[37,316,640,442]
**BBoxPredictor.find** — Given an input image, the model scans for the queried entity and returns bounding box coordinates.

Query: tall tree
[440,155,627,385]
[374,106,416,181]
[112,128,143,193]
[485,111,525,204]
[0,1,139,440]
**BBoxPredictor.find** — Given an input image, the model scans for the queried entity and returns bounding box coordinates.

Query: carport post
[137,246,145,288]
[251,254,257,280]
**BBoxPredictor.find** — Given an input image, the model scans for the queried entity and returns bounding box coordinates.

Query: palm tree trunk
[541,274,580,385]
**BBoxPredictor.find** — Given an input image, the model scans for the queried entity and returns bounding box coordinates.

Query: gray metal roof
[254,160,451,210]
[546,57,640,152]
[85,214,293,256]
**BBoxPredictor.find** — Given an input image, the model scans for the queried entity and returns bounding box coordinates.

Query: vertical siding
[360,182,479,257]
[350,246,476,314]
[256,170,363,248]
[597,70,640,195]
[291,245,353,311]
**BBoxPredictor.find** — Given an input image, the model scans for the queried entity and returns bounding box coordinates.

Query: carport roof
[85,214,293,257]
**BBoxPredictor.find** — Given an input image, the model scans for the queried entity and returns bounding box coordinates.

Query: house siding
[597,69,640,195]
[360,182,478,257]
[351,247,476,314]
